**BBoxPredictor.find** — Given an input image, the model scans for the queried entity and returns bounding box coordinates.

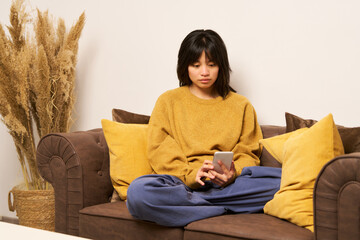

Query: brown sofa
[36,125,360,240]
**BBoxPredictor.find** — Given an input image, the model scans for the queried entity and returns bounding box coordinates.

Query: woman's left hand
[209,160,236,187]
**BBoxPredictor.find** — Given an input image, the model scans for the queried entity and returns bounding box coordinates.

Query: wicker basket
[8,183,55,231]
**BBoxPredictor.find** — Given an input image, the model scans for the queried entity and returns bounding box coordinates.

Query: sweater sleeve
[232,102,263,177]
[147,95,202,189]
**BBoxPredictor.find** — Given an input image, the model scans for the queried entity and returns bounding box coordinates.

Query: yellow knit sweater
[148,86,263,189]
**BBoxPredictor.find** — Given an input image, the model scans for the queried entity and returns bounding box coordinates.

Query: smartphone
[212,151,234,173]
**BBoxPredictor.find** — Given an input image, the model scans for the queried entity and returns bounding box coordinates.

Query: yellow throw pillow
[101,119,153,200]
[263,114,344,232]
[259,128,307,164]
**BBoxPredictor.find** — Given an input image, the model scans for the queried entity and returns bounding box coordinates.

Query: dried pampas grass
[0,0,85,190]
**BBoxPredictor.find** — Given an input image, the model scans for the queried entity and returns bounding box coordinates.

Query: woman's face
[188,51,219,94]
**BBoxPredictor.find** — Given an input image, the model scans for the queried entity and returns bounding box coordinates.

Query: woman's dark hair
[177,29,235,98]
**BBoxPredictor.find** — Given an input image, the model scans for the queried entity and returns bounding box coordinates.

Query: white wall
[1,0,359,218]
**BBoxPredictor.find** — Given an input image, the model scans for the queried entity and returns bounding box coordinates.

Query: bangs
[187,37,218,64]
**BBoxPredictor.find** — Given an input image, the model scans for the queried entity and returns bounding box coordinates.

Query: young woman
[126,29,281,227]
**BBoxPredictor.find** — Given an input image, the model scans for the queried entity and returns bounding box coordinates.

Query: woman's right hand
[195,160,215,186]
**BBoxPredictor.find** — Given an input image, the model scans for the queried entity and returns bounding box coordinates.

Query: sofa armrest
[314,152,360,240]
[36,128,113,236]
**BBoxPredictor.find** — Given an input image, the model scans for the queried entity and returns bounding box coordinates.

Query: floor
[0,216,19,224]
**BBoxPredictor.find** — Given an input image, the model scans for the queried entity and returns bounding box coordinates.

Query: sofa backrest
[260,125,286,168]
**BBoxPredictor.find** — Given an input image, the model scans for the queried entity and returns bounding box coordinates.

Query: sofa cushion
[109,108,151,202]
[259,125,286,168]
[261,125,286,139]
[263,114,344,232]
[112,108,150,124]
[184,214,313,240]
[79,201,184,240]
[260,147,282,168]
[260,128,308,164]
[285,112,360,153]
[101,119,152,200]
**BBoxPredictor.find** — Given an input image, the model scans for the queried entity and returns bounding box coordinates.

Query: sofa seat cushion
[184,214,314,240]
[79,201,183,240]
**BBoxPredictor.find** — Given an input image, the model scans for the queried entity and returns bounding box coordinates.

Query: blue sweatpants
[126,166,281,227]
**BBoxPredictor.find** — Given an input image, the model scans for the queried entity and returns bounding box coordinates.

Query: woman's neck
[188,85,219,100]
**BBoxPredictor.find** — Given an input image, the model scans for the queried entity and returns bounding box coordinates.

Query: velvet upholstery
[79,201,184,240]
[37,122,360,240]
[285,112,360,153]
[184,214,313,240]
[260,125,285,168]
[37,128,113,235]
[314,153,360,240]
[112,108,150,124]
